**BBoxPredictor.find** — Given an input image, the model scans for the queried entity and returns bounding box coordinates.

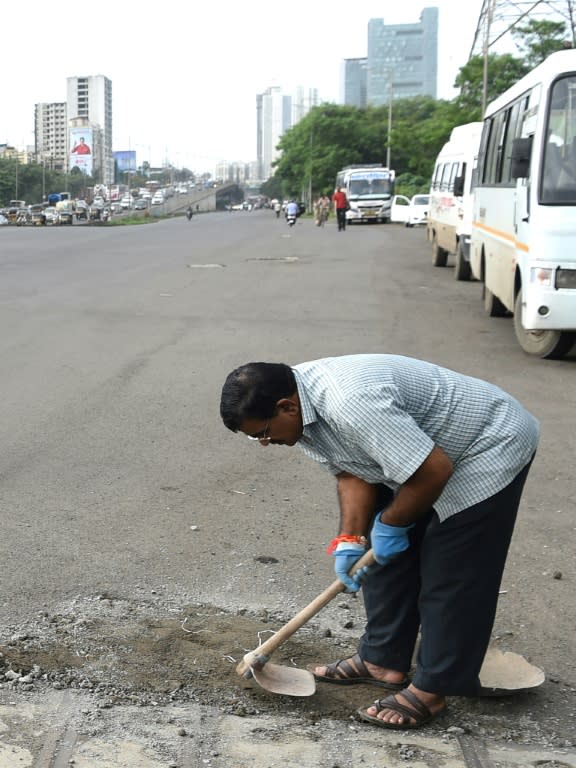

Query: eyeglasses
[246,420,271,443]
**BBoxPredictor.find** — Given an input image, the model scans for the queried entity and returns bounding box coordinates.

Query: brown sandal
[308,653,409,689]
[357,688,447,730]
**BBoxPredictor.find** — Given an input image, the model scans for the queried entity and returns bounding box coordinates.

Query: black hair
[220,362,296,431]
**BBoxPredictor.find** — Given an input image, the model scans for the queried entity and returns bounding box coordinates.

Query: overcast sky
[1,1,484,173]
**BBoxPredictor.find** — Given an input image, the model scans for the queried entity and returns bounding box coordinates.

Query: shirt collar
[292,368,317,428]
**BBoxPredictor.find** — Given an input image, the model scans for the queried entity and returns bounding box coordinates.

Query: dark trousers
[358,459,533,696]
[336,208,347,230]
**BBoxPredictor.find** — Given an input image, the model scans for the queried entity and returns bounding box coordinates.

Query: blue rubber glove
[332,541,365,593]
[371,517,414,565]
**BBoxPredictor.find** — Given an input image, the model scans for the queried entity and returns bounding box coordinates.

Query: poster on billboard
[114,151,137,173]
[70,127,93,175]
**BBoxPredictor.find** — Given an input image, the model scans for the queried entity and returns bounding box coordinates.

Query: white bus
[471,50,576,359]
[427,122,483,280]
[335,165,395,224]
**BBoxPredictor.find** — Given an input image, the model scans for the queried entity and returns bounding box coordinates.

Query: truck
[47,192,71,206]
[335,165,395,224]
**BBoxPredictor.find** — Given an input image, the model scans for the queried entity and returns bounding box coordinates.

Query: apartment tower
[66,75,113,185]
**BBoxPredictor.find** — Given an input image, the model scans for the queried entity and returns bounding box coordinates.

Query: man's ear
[276,396,299,415]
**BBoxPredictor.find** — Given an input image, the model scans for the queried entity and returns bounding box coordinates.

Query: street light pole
[308,126,313,207]
[386,74,393,168]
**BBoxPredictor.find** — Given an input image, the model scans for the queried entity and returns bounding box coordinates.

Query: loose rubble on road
[1,588,574,765]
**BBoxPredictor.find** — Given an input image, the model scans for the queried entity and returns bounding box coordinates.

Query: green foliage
[259,174,284,200]
[395,173,430,198]
[270,97,472,199]
[454,54,529,115]
[0,158,94,206]
[512,18,569,68]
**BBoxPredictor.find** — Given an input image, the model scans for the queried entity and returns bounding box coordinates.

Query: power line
[470,0,576,60]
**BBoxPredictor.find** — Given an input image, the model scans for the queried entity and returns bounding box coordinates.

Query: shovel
[236,548,547,698]
[236,549,375,696]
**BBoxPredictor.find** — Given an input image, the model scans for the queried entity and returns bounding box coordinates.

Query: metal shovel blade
[478,648,545,696]
[251,663,316,697]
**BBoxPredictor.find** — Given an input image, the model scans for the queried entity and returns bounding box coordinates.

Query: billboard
[69,127,93,175]
[114,150,137,173]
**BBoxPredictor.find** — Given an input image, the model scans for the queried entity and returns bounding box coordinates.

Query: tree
[0,158,97,206]
[512,18,569,68]
[259,174,284,201]
[454,53,529,116]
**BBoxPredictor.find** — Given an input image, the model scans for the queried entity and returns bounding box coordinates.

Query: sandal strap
[324,653,370,680]
[372,690,432,723]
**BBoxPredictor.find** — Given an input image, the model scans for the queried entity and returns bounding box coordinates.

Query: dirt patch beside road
[1,594,574,752]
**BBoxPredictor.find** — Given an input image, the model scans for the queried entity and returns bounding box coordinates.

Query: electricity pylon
[470,0,576,112]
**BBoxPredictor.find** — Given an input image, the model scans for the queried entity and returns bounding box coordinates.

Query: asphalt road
[0,209,574,692]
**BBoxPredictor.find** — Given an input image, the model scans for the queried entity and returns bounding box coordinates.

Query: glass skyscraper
[366,8,438,106]
[343,58,368,108]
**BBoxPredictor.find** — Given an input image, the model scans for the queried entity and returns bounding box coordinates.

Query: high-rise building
[256,85,322,181]
[34,102,68,172]
[342,58,368,108]
[292,86,321,123]
[215,161,251,184]
[366,8,438,106]
[256,86,292,181]
[66,75,113,185]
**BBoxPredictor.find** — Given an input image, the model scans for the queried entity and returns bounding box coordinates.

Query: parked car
[390,194,430,227]
[390,195,411,224]
[151,193,165,205]
[406,194,430,227]
[120,196,133,210]
[134,199,148,210]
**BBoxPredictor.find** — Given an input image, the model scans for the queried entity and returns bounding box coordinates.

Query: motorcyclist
[285,200,299,219]
[186,205,193,221]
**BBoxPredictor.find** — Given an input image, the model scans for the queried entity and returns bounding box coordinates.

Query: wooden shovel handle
[237,549,375,676]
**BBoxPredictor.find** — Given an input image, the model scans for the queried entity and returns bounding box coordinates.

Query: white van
[427,122,483,280]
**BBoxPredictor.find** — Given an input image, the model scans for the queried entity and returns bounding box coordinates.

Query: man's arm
[336,472,379,536]
[380,446,453,525]
[336,445,453,533]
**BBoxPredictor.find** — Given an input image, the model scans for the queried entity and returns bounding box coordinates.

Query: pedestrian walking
[332,187,348,231]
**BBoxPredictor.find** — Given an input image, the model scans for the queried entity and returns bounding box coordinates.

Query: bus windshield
[541,74,576,204]
[349,174,392,199]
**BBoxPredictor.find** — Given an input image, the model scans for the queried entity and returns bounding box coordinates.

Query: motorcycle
[186,208,193,221]
[286,213,296,227]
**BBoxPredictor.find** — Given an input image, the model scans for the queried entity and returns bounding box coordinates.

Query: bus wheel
[432,235,448,267]
[454,241,471,281]
[483,285,508,317]
[513,293,576,359]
